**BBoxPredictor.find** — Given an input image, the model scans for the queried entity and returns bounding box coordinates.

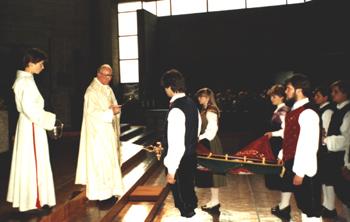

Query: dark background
[0,0,349,135]
[138,1,349,105]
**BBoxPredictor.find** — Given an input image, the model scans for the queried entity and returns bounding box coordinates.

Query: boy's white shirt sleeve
[163,108,186,175]
[325,111,350,152]
[272,114,286,138]
[292,109,320,178]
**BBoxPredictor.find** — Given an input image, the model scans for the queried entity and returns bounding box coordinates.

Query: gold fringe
[279,166,286,178]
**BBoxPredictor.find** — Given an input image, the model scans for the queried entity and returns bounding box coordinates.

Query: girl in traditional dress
[263,84,292,221]
[196,88,226,213]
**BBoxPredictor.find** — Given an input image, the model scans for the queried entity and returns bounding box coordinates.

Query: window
[208,0,246,12]
[120,60,139,83]
[119,36,138,60]
[156,0,171,16]
[116,0,311,84]
[247,0,286,8]
[118,12,138,36]
[118,2,142,12]
[142,1,157,15]
[171,0,207,15]
[287,0,306,4]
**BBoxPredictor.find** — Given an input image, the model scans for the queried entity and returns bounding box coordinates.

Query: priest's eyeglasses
[99,72,113,77]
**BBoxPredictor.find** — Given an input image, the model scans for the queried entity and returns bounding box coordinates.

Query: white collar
[319,101,330,109]
[16,70,33,78]
[94,77,109,89]
[274,103,286,113]
[277,103,286,110]
[336,100,350,109]
[170,92,186,103]
[292,98,309,110]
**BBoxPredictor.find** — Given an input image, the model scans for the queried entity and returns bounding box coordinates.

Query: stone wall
[0,0,120,130]
[0,111,9,153]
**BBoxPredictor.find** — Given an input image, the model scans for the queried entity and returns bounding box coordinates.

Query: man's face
[29,60,45,74]
[285,83,296,101]
[331,86,347,104]
[164,87,173,98]
[97,68,113,85]
[270,95,284,106]
[313,91,328,105]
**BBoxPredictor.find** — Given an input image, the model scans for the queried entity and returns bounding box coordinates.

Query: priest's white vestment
[75,78,123,200]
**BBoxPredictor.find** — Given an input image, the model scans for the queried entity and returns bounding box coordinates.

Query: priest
[75,64,123,201]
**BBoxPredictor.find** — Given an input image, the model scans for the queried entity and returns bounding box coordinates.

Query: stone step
[120,126,145,141]
[120,123,131,132]
[0,122,159,222]
[65,153,160,222]
[110,167,170,222]
[129,185,164,202]
[126,130,156,145]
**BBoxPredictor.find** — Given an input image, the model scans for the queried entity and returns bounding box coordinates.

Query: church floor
[0,128,348,222]
[150,173,348,222]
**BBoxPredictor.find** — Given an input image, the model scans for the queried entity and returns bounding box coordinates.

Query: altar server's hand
[293,175,303,186]
[166,173,176,184]
[264,132,272,139]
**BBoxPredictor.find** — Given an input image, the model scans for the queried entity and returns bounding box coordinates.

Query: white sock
[279,192,292,209]
[322,185,336,210]
[301,213,322,222]
[210,188,219,206]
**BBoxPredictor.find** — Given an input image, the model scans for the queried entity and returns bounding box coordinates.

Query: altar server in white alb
[7,48,57,212]
[75,64,123,201]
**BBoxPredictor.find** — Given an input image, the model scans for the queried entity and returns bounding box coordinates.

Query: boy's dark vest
[162,96,199,159]
[327,103,350,137]
[319,103,334,117]
[282,102,319,161]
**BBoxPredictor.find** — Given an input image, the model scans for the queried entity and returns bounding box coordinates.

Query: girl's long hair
[195,88,221,118]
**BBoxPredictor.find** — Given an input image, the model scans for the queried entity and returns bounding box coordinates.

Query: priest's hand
[166,173,176,184]
[293,175,303,186]
[264,132,272,139]
[111,105,121,115]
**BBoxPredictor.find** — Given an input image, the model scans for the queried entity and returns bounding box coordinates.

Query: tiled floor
[152,173,348,222]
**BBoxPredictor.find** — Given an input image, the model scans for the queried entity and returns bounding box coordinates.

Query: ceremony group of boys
[162,70,350,221]
[5,48,350,222]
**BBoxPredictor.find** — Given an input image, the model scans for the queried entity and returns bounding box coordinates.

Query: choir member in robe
[7,48,57,212]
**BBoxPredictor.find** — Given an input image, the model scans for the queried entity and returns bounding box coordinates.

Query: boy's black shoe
[271,205,291,221]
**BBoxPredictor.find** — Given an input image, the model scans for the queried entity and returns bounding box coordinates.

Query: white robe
[7,70,56,212]
[75,78,123,200]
